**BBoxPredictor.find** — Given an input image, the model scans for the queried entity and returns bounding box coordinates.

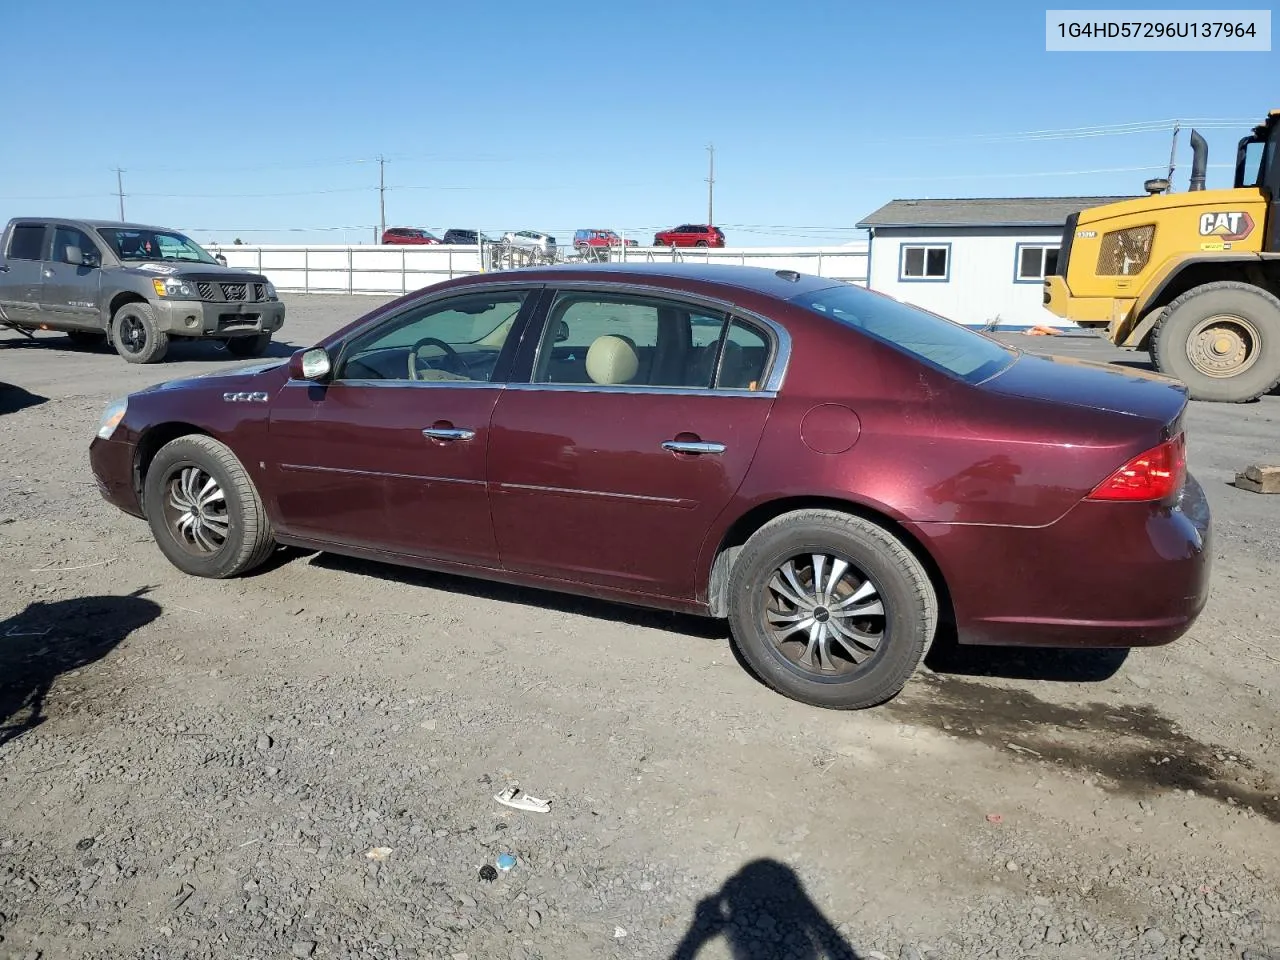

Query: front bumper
[152,298,286,337]
[914,473,1212,649]
[90,435,143,518]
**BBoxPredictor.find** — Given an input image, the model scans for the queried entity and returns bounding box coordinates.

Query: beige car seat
[585,335,639,385]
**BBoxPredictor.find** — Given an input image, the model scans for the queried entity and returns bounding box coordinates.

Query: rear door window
[7,224,47,260]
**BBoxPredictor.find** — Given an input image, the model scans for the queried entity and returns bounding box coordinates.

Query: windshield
[99,227,219,265]
[791,283,1016,383]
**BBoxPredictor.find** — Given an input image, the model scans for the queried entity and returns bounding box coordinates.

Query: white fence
[205,242,870,296]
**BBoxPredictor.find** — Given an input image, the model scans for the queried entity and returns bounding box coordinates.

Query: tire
[110,301,169,364]
[66,330,103,347]
[1149,281,1280,402]
[225,332,272,358]
[696,240,709,247]
[143,435,276,579]
[727,509,937,709]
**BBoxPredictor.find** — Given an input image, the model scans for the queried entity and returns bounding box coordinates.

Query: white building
[857,196,1130,329]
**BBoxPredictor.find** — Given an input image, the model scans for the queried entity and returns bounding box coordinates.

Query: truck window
[7,224,46,261]
[51,226,98,264]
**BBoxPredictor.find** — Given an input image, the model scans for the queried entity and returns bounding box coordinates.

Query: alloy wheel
[118,314,147,354]
[763,553,886,676]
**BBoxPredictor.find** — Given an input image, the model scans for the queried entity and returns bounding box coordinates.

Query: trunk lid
[982,350,1188,425]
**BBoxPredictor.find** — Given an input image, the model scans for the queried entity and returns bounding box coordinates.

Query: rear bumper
[153,299,286,337]
[89,435,143,518]
[912,473,1211,648]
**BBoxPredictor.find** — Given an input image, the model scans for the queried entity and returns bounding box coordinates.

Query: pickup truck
[0,218,285,363]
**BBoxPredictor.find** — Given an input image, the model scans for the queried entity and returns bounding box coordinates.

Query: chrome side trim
[223,391,269,402]
[492,481,695,508]
[503,383,776,399]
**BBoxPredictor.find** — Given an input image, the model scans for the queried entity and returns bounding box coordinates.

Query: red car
[654,224,725,247]
[572,229,637,250]
[89,264,1210,709]
[381,227,441,245]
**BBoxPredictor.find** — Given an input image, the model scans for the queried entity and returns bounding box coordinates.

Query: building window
[1015,244,1060,282]
[899,244,950,282]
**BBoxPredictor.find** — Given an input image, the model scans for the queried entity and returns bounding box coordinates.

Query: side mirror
[554,320,570,343]
[64,245,83,265]
[289,347,332,382]
[215,253,228,266]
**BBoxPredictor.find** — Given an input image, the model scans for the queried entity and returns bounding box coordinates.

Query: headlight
[97,397,128,440]
[265,281,278,300]
[151,277,197,298]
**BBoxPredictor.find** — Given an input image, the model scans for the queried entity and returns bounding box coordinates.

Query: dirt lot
[2,297,1280,960]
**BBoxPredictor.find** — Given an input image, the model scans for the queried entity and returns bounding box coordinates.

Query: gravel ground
[2,297,1280,960]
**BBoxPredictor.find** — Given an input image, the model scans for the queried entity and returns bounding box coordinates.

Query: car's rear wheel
[696,240,709,247]
[727,509,937,709]
[143,435,275,578]
[111,301,169,364]
[225,332,272,358]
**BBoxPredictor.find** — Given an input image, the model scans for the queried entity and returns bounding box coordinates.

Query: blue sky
[0,1,1273,245]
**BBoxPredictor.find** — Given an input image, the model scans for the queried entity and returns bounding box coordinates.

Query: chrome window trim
[526,280,792,393]
[503,383,777,399]
[283,377,502,390]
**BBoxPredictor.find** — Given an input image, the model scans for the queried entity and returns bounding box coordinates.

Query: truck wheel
[110,302,169,364]
[1150,281,1280,402]
[726,509,937,709]
[225,332,272,358]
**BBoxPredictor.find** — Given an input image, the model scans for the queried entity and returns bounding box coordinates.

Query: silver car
[501,230,557,258]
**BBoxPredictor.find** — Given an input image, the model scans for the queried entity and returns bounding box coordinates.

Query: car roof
[449,262,841,299]
[75,219,187,232]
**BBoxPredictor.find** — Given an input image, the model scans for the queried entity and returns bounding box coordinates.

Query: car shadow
[668,858,863,959]
[0,382,48,415]
[923,625,1129,682]
[0,589,162,747]
[3,331,300,362]
[308,552,730,640]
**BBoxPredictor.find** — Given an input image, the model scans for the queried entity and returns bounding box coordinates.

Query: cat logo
[1198,211,1255,241]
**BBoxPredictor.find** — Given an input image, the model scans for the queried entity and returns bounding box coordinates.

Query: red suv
[382,227,441,245]
[653,224,725,247]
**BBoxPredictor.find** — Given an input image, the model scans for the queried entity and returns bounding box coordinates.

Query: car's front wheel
[225,332,272,358]
[727,510,937,709]
[143,435,276,578]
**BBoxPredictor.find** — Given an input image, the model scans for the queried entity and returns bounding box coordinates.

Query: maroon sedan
[89,264,1211,709]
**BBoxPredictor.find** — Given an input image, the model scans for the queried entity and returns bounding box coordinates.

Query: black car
[441,229,498,245]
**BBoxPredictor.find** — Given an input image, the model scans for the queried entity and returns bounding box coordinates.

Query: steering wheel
[409,337,468,380]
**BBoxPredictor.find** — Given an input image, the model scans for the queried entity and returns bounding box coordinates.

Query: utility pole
[706,144,715,225]
[115,168,125,220]
[377,155,387,240]
[1165,121,1180,193]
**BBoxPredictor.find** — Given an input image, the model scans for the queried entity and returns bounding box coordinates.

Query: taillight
[1087,434,1186,502]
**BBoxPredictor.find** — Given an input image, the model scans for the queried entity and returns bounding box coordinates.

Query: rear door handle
[422,427,475,441]
[662,440,726,455]
[0,265,9,273]
[42,268,54,278]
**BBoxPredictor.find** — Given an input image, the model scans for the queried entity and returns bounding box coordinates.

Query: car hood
[982,350,1188,423]
[135,359,286,395]
[123,261,268,283]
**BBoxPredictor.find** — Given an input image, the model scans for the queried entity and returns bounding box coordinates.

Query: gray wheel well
[133,423,211,509]
[705,496,954,623]
[106,292,150,329]
[1138,261,1280,349]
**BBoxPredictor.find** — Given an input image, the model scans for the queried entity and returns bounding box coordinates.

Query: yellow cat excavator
[1044,110,1280,402]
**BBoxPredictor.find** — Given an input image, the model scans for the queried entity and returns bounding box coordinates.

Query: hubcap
[162,466,229,555]
[120,315,146,353]
[1187,314,1260,379]
[764,553,885,677]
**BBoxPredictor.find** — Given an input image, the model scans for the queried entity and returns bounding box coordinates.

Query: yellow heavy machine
[1044,111,1280,402]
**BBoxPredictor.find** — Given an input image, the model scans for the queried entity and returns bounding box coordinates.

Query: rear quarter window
[791,283,1015,384]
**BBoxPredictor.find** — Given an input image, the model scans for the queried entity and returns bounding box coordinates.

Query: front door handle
[662,440,726,455]
[42,268,54,278]
[0,264,10,273]
[422,427,475,441]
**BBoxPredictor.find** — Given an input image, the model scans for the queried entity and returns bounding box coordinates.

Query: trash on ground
[496,853,517,872]
[985,813,1004,824]
[365,847,394,861]
[478,864,498,882]
[494,785,551,813]
[614,926,628,939]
